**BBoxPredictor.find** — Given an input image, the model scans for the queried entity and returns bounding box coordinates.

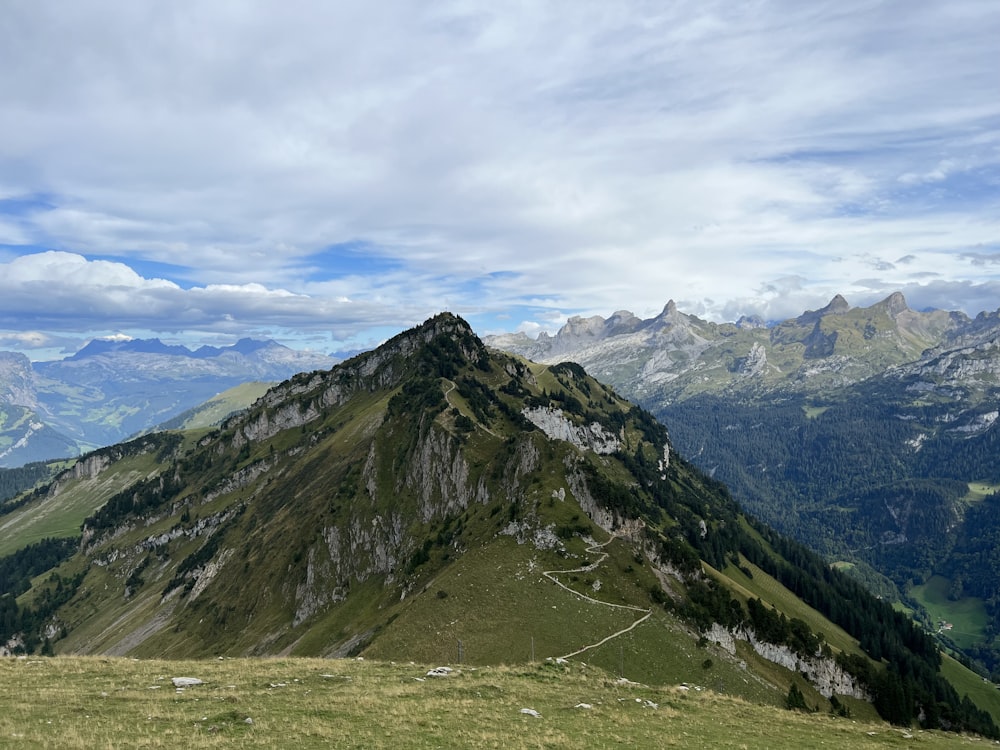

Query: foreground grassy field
[0,656,987,748]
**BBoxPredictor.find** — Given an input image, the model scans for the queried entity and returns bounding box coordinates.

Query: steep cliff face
[702,623,869,699]
[0,352,37,409]
[522,406,622,455]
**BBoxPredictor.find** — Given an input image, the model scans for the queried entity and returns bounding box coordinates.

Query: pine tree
[786,683,808,711]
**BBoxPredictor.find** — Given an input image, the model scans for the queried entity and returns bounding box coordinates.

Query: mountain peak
[369,312,480,363]
[558,315,607,340]
[70,337,190,360]
[821,294,851,315]
[873,291,909,317]
[793,295,851,327]
[651,300,683,325]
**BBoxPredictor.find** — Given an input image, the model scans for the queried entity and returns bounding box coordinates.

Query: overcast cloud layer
[1,1,998,358]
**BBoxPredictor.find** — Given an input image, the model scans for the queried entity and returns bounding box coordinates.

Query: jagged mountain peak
[795,294,851,326]
[824,294,851,314]
[736,314,766,329]
[561,314,608,337]
[874,291,909,317]
[654,299,682,323]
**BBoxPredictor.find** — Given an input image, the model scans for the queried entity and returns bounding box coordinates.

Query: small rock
[574,703,592,710]
[171,677,204,688]
[426,667,453,678]
[244,717,254,725]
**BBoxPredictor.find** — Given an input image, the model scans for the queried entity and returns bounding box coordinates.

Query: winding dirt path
[442,378,499,438]
[442,375,651,657]
[543,533,653,660]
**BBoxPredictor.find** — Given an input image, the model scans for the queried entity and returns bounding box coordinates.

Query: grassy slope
[711,556,864,659]
[165,381,273,430]
[909,576,988,650]
[0,452,164,556]
[709,553,1000,727]
[0,656,979,749]
[940,653,1000,724]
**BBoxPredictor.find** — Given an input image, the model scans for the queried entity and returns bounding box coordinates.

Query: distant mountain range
[0,338,336,467]
[487,292,1000,676]
[487,292,970,401]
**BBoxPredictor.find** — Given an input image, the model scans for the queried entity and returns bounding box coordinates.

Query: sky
[1,1,998,360]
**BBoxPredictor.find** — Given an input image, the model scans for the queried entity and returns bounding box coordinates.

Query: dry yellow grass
[0,656,985,748]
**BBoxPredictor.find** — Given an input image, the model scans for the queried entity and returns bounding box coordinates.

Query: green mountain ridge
[2,313,998,736]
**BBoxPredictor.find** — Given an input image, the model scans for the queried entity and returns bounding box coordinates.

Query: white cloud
[0,331,56,351]
[0,1,997,351]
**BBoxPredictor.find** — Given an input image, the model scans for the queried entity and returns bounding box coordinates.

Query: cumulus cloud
[0,331,59,351]
[0,1,997,350]
[0,252,351,332]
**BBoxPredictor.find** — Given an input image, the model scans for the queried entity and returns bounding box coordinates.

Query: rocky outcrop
[522,407,621,455]
[0,352,37,409]
[704,623,870,700]
[734,342,767,377]
[399,425,488,522]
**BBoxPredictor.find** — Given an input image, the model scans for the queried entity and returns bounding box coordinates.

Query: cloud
[0,1,997,350]
[963,252,1000,266]
[0,252,342,332]
[0,331,59,351]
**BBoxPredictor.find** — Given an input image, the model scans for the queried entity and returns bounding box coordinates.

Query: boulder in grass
[171,677,204,688]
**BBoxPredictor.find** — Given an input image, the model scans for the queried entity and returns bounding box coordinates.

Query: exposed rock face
[0,352,37,409]
[879,291,909,318]
[0,419,46,463]
[522,407,621,455]
[400,424,486,522]
[293,394,511,623]
[734,342,767,376]
[704,623,869,700]
[896,338,1000,390]
[485,292,970,403]
[796,295,851,325]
